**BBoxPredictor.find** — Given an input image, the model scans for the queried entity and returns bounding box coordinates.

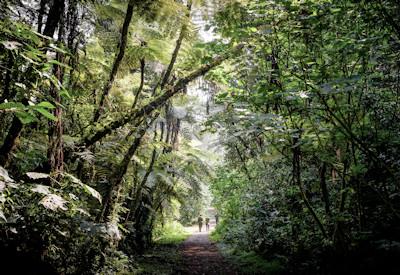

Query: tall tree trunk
[171,118,180,149]
[159,0,192,91]
[292,136,328,239]
[47,50,65,176]
[0,116,23,167]
[0,0,64,168]
[93,0,136,122]
[153,0,192,94]
[37,0,47,34]
[46,3,66,177]
[66,0,79,50]
[234,145,252,181]
[333,147,350,249]
[131,58,145,109]
[43,0,64,37]
[319,162,331,216]
[0,52,14,104]
[0,53,17,166]
[65,0,80,87]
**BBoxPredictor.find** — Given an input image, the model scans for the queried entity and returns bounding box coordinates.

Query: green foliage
[134,220,188,274]
[0,167,113,274]
[0,20,68,124]
[0,0,214,272]
[207,0,400,273]
[220,245,284,275]
[152,221,190,245]
[134,241,184,275]
[2,0,400,273]
[0,101,58,123]
[212,221,284,274]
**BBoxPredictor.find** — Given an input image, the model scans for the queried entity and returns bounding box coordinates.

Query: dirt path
[179,225,237,275]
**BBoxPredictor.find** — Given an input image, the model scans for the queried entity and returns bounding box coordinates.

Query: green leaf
[48,59,72,70]
[0,210,6,222]
[36,101,56,109]
[15,111,37,124]
[63,173,102,203]
[60,88,71,99]
[26,172,50,179]
[1,41,22,50]
[31,184,52,195]
[0,166,14,183]
[82,184,102,203]
[40,194,68,211]
[217,92,228,99]
[0,102,25,110]
[35,108,57,121]
[48,43,69,55]
[20,53,40,65]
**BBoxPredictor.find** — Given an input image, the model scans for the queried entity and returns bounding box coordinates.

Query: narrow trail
[179,223,237,275]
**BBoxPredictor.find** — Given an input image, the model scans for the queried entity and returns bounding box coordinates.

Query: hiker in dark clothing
[205,217,210,231]
[198,215,203,232]
[215,214,219,225]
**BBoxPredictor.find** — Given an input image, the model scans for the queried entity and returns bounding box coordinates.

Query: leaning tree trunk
[292,135,328,239]
[97,118,156,223]
[125,122,163,223]
[80,43,244,148]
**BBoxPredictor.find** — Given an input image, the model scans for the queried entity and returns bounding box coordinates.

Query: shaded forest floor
[135,223,283,275]
[136,224,236,274]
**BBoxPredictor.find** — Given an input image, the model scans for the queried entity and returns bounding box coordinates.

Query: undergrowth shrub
[0,167,130,274]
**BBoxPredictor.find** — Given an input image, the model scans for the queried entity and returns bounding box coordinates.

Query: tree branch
[80,43,244,148]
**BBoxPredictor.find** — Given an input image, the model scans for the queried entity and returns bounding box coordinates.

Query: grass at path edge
[210,227,285,275]
[133,222,190,274]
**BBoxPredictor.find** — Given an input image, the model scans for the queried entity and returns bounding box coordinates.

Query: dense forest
[0,0,400,274]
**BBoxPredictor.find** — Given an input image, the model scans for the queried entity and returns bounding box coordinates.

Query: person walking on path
[205,217,210,231]
[215,214,219,225]
[198,215,203,232]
